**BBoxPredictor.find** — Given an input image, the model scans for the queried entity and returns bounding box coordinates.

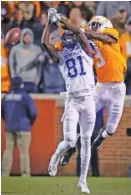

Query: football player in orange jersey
[60,16,127,167]
[85,16,127,150]
[120,17,131,61]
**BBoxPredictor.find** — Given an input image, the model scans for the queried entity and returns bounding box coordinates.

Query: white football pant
[49,94,96,184]
[95,82,126,135]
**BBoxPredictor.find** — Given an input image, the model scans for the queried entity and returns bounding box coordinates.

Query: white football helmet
[88,16,113,32]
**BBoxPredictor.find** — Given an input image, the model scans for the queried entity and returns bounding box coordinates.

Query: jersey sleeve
[54,41,63,51]
[101,28,119,40]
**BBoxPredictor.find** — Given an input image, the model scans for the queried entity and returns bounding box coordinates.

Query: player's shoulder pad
[101,28,119,40]
[54,41,64,51]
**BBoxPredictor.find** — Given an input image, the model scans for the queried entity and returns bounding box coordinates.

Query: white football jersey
[58,42,95,97]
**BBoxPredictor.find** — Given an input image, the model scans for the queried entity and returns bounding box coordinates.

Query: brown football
[5,28,21,45]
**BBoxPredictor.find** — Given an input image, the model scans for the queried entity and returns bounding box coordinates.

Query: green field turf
[1,176,131,195]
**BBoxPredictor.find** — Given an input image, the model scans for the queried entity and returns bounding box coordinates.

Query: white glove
[48,8,57,14]
[52,13,61,23]
[48,11,61,23]
[48,8,58,22]
[55,13,61,21]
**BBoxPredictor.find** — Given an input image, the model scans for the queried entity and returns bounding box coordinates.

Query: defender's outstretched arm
[85,30,117,44]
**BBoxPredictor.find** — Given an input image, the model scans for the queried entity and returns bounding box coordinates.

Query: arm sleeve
[24,94,37,125]
[9,46,17,78]
[96,2,105,16]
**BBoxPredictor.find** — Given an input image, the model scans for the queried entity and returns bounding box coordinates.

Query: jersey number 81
[66,56,86,78]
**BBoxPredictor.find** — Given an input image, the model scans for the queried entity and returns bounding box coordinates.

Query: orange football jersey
[120,32,131,60]
[94,28,127,83]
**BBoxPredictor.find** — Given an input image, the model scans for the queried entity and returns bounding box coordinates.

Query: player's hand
[48,8,57,14]
[52,13,61,22]
[48,8,59,23]
[48,11,61,23]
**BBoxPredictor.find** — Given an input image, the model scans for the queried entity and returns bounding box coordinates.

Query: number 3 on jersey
[66,56,86,78]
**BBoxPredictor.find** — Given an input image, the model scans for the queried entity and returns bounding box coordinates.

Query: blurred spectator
[32,11,48,46]
[58,1,72,17]
[52,1,70,17]
[40,1,52,11]
[125,58,131,94]
[72,1,93,22]
[29,11,56,41]
[120,17,131,60]
[1,76,37,176]
[96,1,131,19]
[69,8,88,29]
[1,33,10,93]
[41,31,65,94]
[7,9,27,33]
[1,1,15,21]
[111,7,128,35]
[16,1,41,19]
[18,1,35,22]
[120,17,131,94]
[72,1,83,8]
[83,1,96,16]
[51,1,61,9]
[39,11,47,26]
[1,1,16,35]
[32,1,41,18]
[9,28,43,93]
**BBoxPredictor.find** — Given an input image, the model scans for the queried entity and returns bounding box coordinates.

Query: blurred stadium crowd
[1,1,131,94]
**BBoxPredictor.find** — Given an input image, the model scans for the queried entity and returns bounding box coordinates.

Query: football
[5,28,21,45]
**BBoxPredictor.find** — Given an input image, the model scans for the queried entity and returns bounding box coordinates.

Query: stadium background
[1,1,131,177]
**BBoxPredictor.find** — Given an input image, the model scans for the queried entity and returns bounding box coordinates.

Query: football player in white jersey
[41,8,96,193]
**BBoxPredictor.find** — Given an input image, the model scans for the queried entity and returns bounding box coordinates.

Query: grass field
[1,176,131,195]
